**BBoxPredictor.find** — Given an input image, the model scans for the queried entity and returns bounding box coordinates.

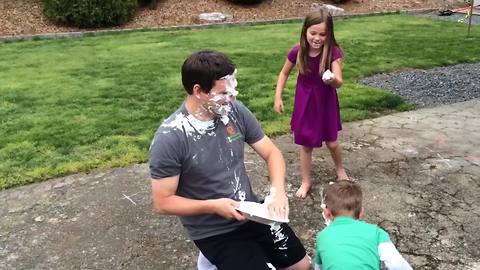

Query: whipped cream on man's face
[200,69,239,123]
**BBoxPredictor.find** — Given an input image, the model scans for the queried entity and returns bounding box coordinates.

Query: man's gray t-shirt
[149,100,265,240]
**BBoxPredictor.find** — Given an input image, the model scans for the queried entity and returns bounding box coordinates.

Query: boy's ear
[359,207,365,219]
[323,207,333,220]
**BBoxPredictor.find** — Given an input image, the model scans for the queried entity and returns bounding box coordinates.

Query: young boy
[315,181,413,270]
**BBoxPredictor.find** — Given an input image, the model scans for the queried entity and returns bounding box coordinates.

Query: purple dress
[288,44,343,148]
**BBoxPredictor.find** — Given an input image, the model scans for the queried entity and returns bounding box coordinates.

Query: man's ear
[192,84,203,98]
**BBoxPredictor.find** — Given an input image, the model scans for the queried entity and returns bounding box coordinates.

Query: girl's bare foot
[295,182,312,199]
[336,168,349,181]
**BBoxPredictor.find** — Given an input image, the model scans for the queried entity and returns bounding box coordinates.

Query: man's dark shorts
[194,221,307,270]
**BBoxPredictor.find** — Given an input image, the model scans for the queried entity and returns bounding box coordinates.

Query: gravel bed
[418,11,480,25]
[360,62,480,107]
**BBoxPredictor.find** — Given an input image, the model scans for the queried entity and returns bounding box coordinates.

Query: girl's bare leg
[296,146,313,198]
[326,141,348,181]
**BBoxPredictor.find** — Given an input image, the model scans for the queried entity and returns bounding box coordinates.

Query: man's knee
[281,254,311,270]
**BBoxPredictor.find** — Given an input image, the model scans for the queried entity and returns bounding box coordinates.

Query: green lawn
[1,14,479,189]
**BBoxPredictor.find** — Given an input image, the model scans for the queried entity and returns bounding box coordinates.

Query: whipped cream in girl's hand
[322,69,334,82]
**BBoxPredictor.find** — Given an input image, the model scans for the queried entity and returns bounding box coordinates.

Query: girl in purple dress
[274,9,348,199]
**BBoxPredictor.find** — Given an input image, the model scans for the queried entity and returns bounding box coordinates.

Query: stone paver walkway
[1,100,479,270]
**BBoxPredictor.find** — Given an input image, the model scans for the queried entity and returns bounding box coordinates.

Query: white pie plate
[236,201,289,225]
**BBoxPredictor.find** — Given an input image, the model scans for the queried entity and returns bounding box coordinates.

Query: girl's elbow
[279,72,289,81]
[336,79,343,88]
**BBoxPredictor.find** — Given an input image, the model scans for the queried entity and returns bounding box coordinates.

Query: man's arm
[250,135,288,218]
[151,176,245,220]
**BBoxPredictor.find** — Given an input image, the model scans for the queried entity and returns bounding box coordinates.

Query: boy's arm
[378,242,413,270]
[250,136,288,217]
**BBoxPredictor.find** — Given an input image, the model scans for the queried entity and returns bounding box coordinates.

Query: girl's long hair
[297,9,338,75]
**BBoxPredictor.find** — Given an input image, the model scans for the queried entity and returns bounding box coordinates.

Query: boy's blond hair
[324,181,362,219]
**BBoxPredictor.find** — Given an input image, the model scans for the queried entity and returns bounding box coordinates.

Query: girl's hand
[274,98,284,114]
[210,198,246,221]
[322,69,335,85]
[323,77,335,85]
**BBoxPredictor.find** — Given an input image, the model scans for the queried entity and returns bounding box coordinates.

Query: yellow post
[466,0,474,38]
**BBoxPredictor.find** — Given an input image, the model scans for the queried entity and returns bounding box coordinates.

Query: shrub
[138,0,158,9]
[227,0,264,5]
[42,0,137,28]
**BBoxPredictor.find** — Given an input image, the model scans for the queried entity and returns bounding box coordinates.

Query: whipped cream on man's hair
[220,69,239,100]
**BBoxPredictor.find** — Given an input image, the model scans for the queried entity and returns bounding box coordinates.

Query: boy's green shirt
[316,216,391,270]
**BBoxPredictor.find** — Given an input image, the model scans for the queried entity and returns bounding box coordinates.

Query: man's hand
[210,198,246,221]
[267,192,289,220]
